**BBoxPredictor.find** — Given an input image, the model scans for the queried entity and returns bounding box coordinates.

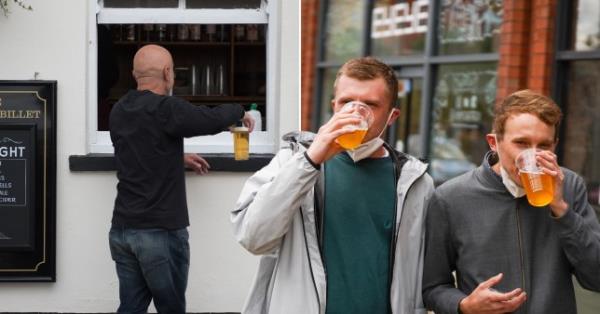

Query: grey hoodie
[422,151,600,314]
[232,132,434,314]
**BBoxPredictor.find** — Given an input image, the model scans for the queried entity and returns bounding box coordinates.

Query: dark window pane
[186,0,261,9]
[97,24,265,131]
[103,0,178,8]
[438,0,503,55]
[570,0,600,51]
[563,60,600,218]
[394,78,423,157]
[429,62,497,184]
[316,67,339,129]
[371,0,428,57]
[323,1,365,62]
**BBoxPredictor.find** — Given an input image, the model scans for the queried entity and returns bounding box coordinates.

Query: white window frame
[87,0,278,154]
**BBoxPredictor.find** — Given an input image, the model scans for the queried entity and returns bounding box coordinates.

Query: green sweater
[324,153,396,314]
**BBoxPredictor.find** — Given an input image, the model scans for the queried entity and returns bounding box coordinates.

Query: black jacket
[109,90,244,229]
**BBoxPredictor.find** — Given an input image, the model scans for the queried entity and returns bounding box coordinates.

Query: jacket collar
[476,150,509,193]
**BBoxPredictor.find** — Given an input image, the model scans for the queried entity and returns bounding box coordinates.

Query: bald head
[132,45,174,95]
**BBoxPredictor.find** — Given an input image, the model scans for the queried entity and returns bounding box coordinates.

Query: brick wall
[497,0,557,100]
[301,0,319,131]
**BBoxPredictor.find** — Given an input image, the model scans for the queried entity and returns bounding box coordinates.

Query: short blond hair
[334,57,398,109]
[493,90,562,141]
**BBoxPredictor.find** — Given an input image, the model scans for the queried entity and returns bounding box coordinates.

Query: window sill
[69,153,273,172]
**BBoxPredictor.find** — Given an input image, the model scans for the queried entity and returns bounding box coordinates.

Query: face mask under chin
[346,110,394,163]
[347,137,385,162]
[493,135,525,198]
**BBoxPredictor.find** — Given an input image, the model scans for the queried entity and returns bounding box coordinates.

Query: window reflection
[323,1,365,62]
[571,0,600,51]
[371,0,428,56]
[563,61,600,216]
[395,78,423,156]
[438,0,503,55]
[430,63,496,184]
[318,68,339,126]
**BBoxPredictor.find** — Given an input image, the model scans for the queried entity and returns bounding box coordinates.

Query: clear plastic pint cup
[334,101,374,150]
[232,126,249,161]
[515,148,554,207]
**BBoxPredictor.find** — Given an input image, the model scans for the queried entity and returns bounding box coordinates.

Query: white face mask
[347,109,395,163]
[499,165,525,198]
[347,137,385,162]
[493,135,525,198]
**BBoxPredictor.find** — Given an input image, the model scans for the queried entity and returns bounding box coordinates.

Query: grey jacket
[231,132,434,314]
[422,152,600,314]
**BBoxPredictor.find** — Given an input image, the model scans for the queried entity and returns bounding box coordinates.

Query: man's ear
[163,67,171,82]
[387,108,401,126]
[486,133,498,152]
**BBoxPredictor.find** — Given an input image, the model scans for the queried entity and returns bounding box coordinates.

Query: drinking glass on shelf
[125,24,136,41]
[216,64,226,96]
[190,24,201,41]
[177,24,189,41]
[156,24,167,42]
[201,64,214,96]
[143,24,153,41]
[247,24,258,42]
[167,25,177,41]
[191,64,198,96]
[218,25,228,42]
[205,24,216,42]
[234,24,245,41]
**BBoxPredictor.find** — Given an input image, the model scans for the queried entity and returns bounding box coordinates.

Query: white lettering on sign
[0,197,16,203]
[371,0,429,39]
[0,146,25,158]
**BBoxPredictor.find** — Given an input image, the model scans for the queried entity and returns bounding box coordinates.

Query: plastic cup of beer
[334,101,374,150]
[515,148,554,207]
[232,126,250,161]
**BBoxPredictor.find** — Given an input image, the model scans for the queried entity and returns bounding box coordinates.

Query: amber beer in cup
[515,148,554,207]
[232,126,249,160]
[336,128,368,149]
[335,101,373,150]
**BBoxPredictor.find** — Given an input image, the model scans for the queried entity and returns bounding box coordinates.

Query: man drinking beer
[422,90,600,314]
[231,57,434,314]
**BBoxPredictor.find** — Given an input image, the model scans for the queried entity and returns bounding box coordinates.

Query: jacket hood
[282,131,316,149]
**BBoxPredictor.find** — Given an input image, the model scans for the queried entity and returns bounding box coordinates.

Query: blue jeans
[109,225,190,314]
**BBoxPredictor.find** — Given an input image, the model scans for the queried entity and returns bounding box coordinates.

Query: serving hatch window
[89,0,276,154]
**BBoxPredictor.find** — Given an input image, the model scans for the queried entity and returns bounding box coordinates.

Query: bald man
[108,45,254,314]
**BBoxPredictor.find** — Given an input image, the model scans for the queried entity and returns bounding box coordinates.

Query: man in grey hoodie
[232,57,434,314]
[422,90,600,314]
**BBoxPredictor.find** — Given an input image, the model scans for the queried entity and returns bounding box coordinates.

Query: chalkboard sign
[0,125,35,250]
[0,81,56,282]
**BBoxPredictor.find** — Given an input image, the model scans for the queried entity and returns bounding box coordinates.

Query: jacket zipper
[515,201,527,313]
[300,206,322,314]
[387,160,399,314]
[386,144,408,314]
